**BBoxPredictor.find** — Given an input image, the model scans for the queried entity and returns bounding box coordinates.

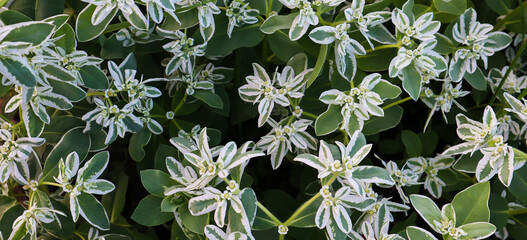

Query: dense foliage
[0,0,527,239]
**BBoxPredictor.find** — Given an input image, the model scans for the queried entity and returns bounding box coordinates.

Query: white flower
[449,9,511,81]
[188,186,244,227]
[224,0,259,38]
[407,155,453,198]
[257,118,317,169]
[392,3,440,45]
[278,225,289,235]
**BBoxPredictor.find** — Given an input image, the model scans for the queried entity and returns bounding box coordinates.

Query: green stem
[283,175,338,226]
[493,1,527,31]
[279,235,285,240]
[382,96,412,110]
[307,44,329,88]
[86,91,106,97]
[490,36,527,104]
[0,0,8,7]
[301,111,318,120]
[363,42,402,54]
[39,181,62,187]
[173,93,188,114]
[257,201,282,225]
[509,208,527,215]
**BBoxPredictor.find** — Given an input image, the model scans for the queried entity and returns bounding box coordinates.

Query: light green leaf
[140,169,179,198]
[451,182,490,225]
[131,195,174,226]
[315,105,343,136]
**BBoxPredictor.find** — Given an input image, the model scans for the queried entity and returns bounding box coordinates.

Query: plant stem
[173,93,188,114]
[0,0,8,7]
[301,111,318,120]
[39,181,62,187]
[490,36,527,104]
[382,96,412,110]
[363,42,402,54]
[86,91,106,97]
[282,175,337,226]
[307,44,328,88]
[256,201,282,225]
[509,208,527,215]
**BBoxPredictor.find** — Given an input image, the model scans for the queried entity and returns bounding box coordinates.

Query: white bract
[382,160,420,203]
[279,0,319,40]
[392,2,440,45]
[224,0,259,38]
[411,195,497,240]
[315,186,374,237]
[318,73,398,134]
[442,106,519,186]
[53,151,115,230]
[0,130,44,184]
[188,185,244,227]
[407,155,453,198]
[389,40,447,79]
[238,62,311,127]
[81,0,148,30]
[487,67,527,94]
[257,118,317,169]
[175,128,264,188]
[204,224,250,240]
[309,23,366,81]
[294,131,394,196]
[344,0,393,49]
[158,28,207,75]
[449,9,512,82]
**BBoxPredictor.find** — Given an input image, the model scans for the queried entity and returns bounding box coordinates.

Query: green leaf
[179,202,208,234]
[0,10,32,24]
[0,204,25,239]
[78,151,109,181]
[260,14,296,34]
[401,130,422,157]
[509,164,527,205]
[76,4,118,42]
[131,195,174,226]
[36,0,65,20]
[371,80,401,100]
[2,22,54,45]
[101,34,135,59]
[410,195,442,229]
[489,193,508,229]
[315,105,343,136]
[363,106,403,135]
[79,65,109,90]
[464,67,486,91]
[129,128,152,162]
[406,226,438,240]
[41,115,84,144]
[433,0,467,15]
[54,23,76,53]
[458,222,496,239]
[205,14,264,56]
[193,90,224,109]
[0,58,36,88]
[41,127,91,181]
[402,65,422,100]
[140,169,178,198]
[77,193,111,230]
[357,47,398,71]
[101,173,128,223]
[239,188,258,225]
[47,78,86,102]
[451,182,490,225]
